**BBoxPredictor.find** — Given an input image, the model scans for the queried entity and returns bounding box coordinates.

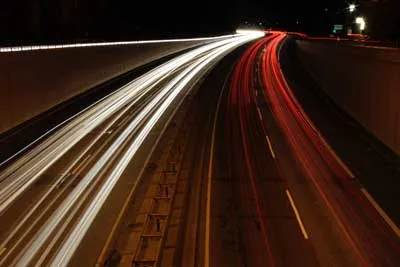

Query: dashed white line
[257,107,263,121]
[72,154,92,175]
[286,189,309,239]
[265,135,276,159]
[257,106,276,159]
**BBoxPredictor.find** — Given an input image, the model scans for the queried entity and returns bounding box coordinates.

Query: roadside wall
[0,40,208,134]
[296,40,400,155]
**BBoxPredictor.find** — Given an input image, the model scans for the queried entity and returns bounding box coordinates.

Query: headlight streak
[50,38,251,266]
[18,54,207,266]
[0,33,261,266]
[28,37,249,266]
[0,35,252,213]
[0,96,148,260]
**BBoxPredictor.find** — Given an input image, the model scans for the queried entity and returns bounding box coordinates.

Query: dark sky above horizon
[116,0,345,32]
[0,0,398,43]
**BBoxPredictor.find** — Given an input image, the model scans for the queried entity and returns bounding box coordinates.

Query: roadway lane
[208,32,400,267]
[209,34,318,267]
[258,33,400,266]
[108,43,256,267]
[0,31,264,266]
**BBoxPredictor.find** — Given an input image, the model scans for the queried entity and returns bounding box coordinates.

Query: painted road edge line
[285,189,309,239]
[361,188,400,237]
[205,72,231,267]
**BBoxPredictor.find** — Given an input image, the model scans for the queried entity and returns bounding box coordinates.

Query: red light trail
[227,31,400,266]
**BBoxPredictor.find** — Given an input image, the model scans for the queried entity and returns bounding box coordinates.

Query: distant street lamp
[355,17,366,31]
[349,4,356,13]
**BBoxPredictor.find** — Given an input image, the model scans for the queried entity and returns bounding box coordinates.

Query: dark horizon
[1,0,399,45]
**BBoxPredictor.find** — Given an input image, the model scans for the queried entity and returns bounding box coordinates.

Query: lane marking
[320,136,355,179]
[0,247,6,256]
[285,189,309,239]
[256,106,276,159]
[257,107,263,121]
[72,154,92,174]
[361,188,400,237]
[96,56,229,266]
[265,135,276,159]
[117,116,130,127]
[205,72,230,267]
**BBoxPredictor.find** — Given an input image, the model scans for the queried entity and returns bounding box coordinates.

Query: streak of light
[0,33,242,53]
[51,34,257,267]
[0,33,261,266]
[361,188,400,237]
[236,29,266,37]
[259,32,400,266]
[285,189,309,239]
[229,34,278,267]
[0,36,253,213]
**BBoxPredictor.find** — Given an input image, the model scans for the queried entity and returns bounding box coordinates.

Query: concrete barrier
[0,40,212,134]
[296,40,400,155]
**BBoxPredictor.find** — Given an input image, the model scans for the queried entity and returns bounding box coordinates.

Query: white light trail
[236,29,266,37]
[0,33,240,53]
[0,36,245,212]
[0,33,262,266]
[52,35,255,267]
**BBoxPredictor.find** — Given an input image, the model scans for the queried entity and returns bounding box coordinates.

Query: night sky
[0,0,398,44]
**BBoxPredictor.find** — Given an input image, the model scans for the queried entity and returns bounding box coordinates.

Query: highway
[207,32,400,267]
[0,31,264,266]
[107,32,399,267]
[1,30,399,267]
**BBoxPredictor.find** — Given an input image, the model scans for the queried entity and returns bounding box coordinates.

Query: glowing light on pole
[355,17,366,31]
[349,4,356,13]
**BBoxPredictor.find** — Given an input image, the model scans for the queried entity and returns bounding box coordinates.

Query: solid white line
[361,188,400,237]
[72,154,92,174]
[285,189,309,239]
[117,116,130,127]
[205,72,231,267]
